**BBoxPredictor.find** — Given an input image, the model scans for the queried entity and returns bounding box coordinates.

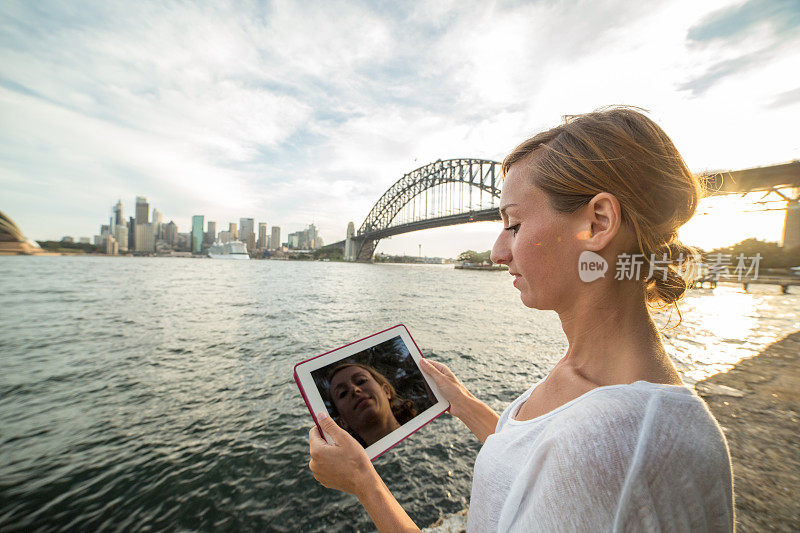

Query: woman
[308,107,734,532]
[326,363,418,447]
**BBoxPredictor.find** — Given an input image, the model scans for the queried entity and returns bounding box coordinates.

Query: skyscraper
[128,216,136,250]
[163,221,178,246]
[239,218,254,252]
[191,215,204,254]
[113,200,124,228]
[152,208,163,240]
[258,223,267,249]
[134,223,155,253]
[205,221,216,245]
[271,226,281,250]
[115,224,128,252]
[135,197,149,225]
[229,222,237,240]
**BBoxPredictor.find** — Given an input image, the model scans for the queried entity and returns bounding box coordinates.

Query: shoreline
[424,330,800,532]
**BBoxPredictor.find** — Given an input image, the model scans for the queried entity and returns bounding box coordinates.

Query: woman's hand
[419,358,475,420]
[308,412,379,497]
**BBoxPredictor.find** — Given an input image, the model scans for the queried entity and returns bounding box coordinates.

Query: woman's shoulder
[545,381,726,448]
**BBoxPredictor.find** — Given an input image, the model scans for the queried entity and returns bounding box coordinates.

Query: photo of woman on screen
[326,363,418,447]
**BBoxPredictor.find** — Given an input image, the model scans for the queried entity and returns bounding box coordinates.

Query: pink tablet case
[293,323,449,461]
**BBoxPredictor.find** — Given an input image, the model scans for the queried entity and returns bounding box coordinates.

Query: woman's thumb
[420,358,441,380]
[317,412,344,440]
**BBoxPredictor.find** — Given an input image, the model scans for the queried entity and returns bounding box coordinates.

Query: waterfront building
[218,230,232,243]
[114,224,128,252]
[152,208,163,239]
[163,221,178,246]
[61,236,74,243]
[128,217,136,250]
[205,221,216,245]
[135,223,155,253]
[229,222,237,240]
[270,226,280,250]
[113,200,124,228]
[102,234,118,255]
[258,223,268,249]
[79,237,91,244]
[135,197,149,225]
[191,215,204,254]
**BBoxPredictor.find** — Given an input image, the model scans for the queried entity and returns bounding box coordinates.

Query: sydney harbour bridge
[321,159,800,262]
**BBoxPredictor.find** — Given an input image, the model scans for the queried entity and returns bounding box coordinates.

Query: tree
[457,250,491,264]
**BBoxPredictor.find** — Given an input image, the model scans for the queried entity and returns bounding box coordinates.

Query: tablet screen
[294,324,448,460]
[310,335,437,448]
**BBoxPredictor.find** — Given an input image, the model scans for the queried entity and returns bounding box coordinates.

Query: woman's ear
[581,192,622,251]
[382,383,392,400]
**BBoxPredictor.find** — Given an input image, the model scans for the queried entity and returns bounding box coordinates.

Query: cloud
[686,0,800,44]
[680,0,800,96]
[767,86,800,109]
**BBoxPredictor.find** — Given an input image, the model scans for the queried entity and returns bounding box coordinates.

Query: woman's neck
[359,415,401,447]
[555,280,679,386]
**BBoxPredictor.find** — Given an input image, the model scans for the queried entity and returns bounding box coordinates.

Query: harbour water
[1,256,798,531]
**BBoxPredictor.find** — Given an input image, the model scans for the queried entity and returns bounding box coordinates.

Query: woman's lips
[355,397,371,410]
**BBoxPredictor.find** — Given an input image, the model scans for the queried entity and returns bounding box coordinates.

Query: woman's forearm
[455,394,499,444]
[357,470,420,532]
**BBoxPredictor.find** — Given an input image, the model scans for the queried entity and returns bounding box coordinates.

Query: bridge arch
[354,159,502,260]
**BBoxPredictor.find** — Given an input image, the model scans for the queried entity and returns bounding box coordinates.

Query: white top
[467,379,733,532]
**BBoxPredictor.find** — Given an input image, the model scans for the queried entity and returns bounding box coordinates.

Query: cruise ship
[208,240,249,260]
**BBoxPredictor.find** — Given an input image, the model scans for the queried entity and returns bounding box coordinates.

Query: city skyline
[2,1,799,257]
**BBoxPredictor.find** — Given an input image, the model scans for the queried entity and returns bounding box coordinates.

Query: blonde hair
[503,106,702,328]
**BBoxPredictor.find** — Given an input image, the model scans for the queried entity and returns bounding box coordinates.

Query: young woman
[326,363,418,447]
[308,107,734,532]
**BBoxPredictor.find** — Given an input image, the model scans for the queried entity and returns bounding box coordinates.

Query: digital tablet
[294,324,449,461]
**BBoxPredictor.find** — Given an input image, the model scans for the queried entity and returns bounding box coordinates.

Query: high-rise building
[191,215,204,254]
[239,218,254,240]
[135,223,155,253]
[271,226,281,250]
[258,223,268,249]
[163,221,178,245]
[128,216,136,250]
[135,197,149,225]
[229,222,237,240]
[102,234,118,255]
[218,230,232,243]
[113,200,124,228]
[239,218,254,253]
[205,221,216,245]
[115,224,128,252]
[152,208,163,240]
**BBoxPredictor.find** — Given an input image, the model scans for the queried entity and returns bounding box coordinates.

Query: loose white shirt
[467,379,733,532]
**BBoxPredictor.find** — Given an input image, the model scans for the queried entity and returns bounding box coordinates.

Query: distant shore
[425,331,800,532]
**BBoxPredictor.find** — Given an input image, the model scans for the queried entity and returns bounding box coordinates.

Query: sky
[1,0,798,257]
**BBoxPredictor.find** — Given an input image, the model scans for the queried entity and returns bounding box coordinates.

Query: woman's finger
[309,425,327,447]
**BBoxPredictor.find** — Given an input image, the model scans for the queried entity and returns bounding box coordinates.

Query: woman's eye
[505,224,520,236]
[338,391,346,399]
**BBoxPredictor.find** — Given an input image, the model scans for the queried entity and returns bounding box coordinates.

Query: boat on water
[454,262,508,271]
[208,240,250,260]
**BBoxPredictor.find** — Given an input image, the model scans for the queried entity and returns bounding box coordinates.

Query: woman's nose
[491,231,511,265]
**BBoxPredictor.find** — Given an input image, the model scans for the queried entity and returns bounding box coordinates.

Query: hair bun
[645,239,699,307]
